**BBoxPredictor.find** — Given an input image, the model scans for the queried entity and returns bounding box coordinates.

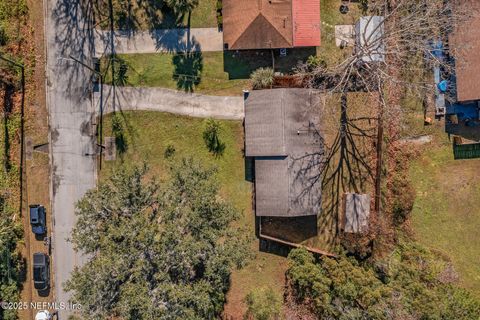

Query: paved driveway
[94,27,223,55]
[45,0,96,318]
[98,85,244,120]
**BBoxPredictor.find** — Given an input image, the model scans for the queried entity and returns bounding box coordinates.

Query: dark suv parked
[29,205,46,235]
[33,253,50,291]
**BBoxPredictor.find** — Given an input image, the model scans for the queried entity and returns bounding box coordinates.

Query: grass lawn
[189,0,218,28]
[317,0,362,66]
[101,111,288,318]
[409,133,480,297]
[104,48,315,96]
[98,0,218,30]
[104,52,250,96]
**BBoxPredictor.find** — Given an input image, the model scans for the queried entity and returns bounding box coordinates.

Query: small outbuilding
[342,193,371,233]
[355,16,385,63]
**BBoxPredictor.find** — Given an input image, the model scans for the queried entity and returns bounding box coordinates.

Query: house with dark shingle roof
[222,0,321,50]
[244,89,324,217]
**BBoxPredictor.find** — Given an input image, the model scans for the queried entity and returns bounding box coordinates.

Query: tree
[295,0,471,218]
[251,67,274,90]
[203,119,225,157]
[66,160,250,319]
[244,287,282,320]
[166,0,199,16]
[286,244,480,319]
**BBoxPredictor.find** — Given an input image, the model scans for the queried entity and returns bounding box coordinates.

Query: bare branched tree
[299,0,470,101]
[297,0,472,218]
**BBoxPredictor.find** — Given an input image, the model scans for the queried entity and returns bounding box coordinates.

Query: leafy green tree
[166,0,199,16]
[203,119,225,157]
[66,160,250,320]
[244,287,282,320]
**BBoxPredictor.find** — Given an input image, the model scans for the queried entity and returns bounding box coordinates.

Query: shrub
[306,55,326,69]
[244,287,282,320]
[390,172,415,225]
[164,144,176,158]
[251,67,274,90]
[202,119,225,156]
[286,244,480,320]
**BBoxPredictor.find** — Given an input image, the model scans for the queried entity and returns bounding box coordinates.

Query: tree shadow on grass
[172,37,203,93]
[111,113,128,156]
[320,93,376,242]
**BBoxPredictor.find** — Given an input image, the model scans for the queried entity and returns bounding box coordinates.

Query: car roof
[33,253,47,264]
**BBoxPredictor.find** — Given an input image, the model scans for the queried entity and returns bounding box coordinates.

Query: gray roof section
[343,193,371,233]
[245,89,324,217]
[245,90,286,156]
[245,89,323,157]
[255,157,289,216]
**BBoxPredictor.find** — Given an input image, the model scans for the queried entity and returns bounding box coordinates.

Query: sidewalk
[94,28,223,55]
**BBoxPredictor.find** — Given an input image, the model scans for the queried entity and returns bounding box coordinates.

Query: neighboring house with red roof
[222,0,321,50]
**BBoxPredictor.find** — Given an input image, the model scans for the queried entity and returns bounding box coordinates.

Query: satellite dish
[35,310,52,320]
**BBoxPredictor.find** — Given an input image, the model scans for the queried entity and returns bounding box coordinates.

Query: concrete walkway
[95,28,223,55]
[96,85,244,120]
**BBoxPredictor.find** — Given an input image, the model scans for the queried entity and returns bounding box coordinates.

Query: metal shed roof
[355,16,385,63]
[343,193,371,233]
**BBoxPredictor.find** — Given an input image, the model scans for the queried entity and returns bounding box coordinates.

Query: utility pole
[375,79,385,216]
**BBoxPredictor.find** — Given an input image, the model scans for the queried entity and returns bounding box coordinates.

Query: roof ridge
[261,10,293,46]
[231,13,293,49]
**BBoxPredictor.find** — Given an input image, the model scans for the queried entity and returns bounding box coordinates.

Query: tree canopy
[66,159,250,319]
[287,243,480,320]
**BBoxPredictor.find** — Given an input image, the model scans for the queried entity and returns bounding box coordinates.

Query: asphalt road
[45,0,96,318]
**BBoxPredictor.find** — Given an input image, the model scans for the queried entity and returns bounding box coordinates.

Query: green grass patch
[103,111,251,213]
[317,0,362,66]
[103,52,250,96]
[103,47,316,96]
[409,134,480,297]
[189,0,217,28]
[97,0,217,30]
